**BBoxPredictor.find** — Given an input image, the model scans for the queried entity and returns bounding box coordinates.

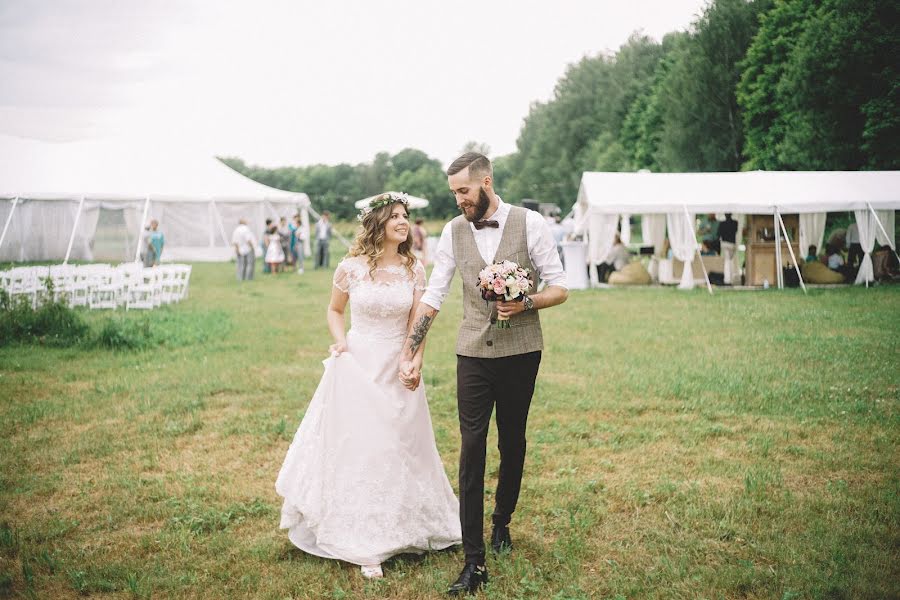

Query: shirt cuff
[420,293,443,311]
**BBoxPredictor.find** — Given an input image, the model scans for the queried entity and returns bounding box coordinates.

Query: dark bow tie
[473,220,499,230]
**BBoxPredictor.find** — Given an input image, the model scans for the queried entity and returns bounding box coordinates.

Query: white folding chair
[116,263,144,308]
[69,266,94,308]
[28,266,52,308]
[174,265,192,301]
[89,268,123,310]
[158,265,179,304]
[126,268,156,310]
[49,264,76,305]
[5,268,36,307]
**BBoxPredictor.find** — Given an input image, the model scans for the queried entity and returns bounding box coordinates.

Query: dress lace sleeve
[333,259,352,293]
[414,259,427,291]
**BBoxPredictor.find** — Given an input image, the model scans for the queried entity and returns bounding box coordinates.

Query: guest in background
[278,217,292,267]
[551,214,567,268]
[719,213,738,284]
[265,224,285,274]
[315,211,332,269]
[290,214,305,274]
[846,221,863,268]
[597,233,630,282]
[231,218,258,281]
[805,245,818,264]
[826,243,850,280]
[699,213,719,254]
[412,218,428,266]
[140,224,152,267]
[147,220,164,266]
[262,218,273,274]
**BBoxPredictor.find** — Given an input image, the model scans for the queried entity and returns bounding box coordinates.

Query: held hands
[398,358,422,391]
[496,299,526,320]
[329,341,348,356]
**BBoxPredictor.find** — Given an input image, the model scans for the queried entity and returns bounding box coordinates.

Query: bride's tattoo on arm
[408,314,433,355]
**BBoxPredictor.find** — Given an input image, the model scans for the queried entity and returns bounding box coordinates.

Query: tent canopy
[0,135,310,262]
[0,134,309,204]
[573,170,899,290]
[576,171,900,215]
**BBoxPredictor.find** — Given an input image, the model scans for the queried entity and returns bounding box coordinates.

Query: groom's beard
[462,188,491,222]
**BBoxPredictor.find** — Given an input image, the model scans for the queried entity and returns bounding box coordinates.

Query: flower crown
[357,192,409,222]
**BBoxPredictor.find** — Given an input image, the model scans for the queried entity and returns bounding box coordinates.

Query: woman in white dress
[265,225,285,273]
[275,192,462,578]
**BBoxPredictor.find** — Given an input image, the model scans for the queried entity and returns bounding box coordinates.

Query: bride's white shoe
[360,564,384,579]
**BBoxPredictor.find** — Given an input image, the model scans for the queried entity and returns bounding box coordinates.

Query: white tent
[0,135,311,262]
[574,171,899,289]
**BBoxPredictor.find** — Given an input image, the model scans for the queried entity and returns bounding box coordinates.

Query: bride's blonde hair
[348,200,416,278]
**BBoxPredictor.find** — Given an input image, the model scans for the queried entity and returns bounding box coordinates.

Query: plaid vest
[452,206,544,358]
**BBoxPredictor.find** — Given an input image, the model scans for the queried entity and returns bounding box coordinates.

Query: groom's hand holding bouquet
[477,261,533,328]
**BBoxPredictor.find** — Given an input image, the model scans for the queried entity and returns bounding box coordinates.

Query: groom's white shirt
[421,198,568,311]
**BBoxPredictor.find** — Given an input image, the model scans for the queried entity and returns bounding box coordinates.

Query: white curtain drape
[799,213,827,258]
[619,214,631,246]
[854,209,895,284]
[641,214,667,257]
[0,199,84,261]
[666,211,696,289]
[75,204,101,261]
[587,212,619,285]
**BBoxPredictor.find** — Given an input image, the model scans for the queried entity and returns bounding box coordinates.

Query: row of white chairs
[0,263,192,310]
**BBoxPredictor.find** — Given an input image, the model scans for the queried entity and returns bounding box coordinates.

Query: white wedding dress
[276,256,462,565]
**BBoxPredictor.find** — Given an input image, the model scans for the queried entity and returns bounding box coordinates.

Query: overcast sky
[0,1,708,168]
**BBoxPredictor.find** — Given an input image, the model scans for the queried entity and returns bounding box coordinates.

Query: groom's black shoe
[447,563,488,596]
[491,526,512,554]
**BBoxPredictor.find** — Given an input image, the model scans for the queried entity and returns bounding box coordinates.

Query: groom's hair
[447,152,492,180]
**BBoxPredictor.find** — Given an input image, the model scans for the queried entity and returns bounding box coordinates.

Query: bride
[275,192,462,578]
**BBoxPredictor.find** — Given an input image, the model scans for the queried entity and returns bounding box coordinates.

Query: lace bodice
[333,256,425,342]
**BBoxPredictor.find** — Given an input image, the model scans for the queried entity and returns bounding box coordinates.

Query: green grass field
[1,258,898,599]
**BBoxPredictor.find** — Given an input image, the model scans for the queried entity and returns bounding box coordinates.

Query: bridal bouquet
[477,261,533,329]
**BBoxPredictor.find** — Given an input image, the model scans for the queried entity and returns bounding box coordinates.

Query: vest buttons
[486,341,493,347]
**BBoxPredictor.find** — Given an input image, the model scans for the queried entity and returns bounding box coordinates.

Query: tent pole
[774,208,783,289]
[134,196,150,262]
[63,196,85,265]
[776,211,807,294]
[0,197,19,255]
[867,202,900,265]
[683,205,713,294]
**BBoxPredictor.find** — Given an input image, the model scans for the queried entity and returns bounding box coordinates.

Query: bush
[0,288,89,347]
[0,286,230,351]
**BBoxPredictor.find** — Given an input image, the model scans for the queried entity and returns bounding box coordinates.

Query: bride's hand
[398,360,421,390]
[329,341,348,356]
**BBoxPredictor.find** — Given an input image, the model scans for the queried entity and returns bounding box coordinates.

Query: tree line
[224,0,898,218]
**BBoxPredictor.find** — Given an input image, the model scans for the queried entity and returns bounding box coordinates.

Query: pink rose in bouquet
[477,260,533,328]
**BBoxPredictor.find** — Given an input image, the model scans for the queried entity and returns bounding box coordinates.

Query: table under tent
[569,171,899,292]
[0,135,311,264]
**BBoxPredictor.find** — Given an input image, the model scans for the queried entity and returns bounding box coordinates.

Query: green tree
[656,0,772,172]
[506,33,666,210]
[738,0,899,170]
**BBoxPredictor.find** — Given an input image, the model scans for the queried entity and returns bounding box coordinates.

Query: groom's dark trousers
[457,351,541,565]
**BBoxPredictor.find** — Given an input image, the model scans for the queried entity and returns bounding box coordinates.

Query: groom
[399,152,568,595]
